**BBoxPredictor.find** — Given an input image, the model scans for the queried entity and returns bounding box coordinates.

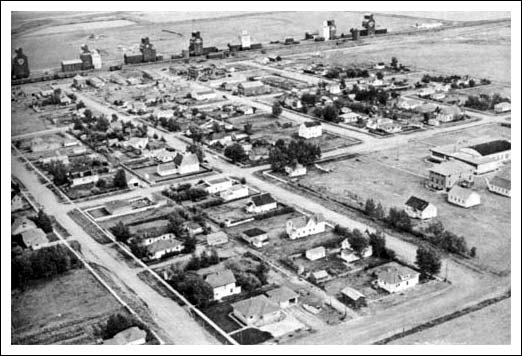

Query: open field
[299,123,511,273]
[389,297,511,345]
[12,11,447,72]
[11,268,126,345]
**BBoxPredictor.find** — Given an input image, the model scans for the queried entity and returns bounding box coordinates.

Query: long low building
[429,138,511,175]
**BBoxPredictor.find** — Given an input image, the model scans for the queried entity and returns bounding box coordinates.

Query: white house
[397,97,421,110]
[298,121,322,139]
[204,269,241,301]
[231,295,281,326]
[202,177,233,194]
[284,163,307,177]
[286,214,326,240]
[157,153,200,176]
[246,193,277,214]
[191,89,217,101]
[494,102,511,113]
[220,184,249,201]
[375,264,419,294]
[447,186,481,208]
[487,175,511,197]
[404,196,437,219]
[436,105,462,123]
[123,137,149,150]
[137,233,177,247]
[266,286,299,309]
[71,174,99,187]
[366,117,393,130]
[339,246,373,263]
[379,122,402,134]
[242,228,269,248]
[144,238,184,260]
[11,217,37,236]
[305,246,326,261]
[206,231,229,246]
[326,83,341,95]
[21,228,48,250]
[340,112,361,123]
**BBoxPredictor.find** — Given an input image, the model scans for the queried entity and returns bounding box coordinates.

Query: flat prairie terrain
[11,268,126,345]
[390,297,511,345]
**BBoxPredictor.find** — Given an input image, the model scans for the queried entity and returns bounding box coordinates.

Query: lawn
[231,328,273,345]
[201,303,242,333]
[11,268,126,345]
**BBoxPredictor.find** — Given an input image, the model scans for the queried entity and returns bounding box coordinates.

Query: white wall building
[286,214,326,240]
[447,186,481,208]
[404,196,437,219]
[298,121,322,139]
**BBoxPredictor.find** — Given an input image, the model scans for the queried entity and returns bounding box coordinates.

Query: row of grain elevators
[12,13,386,79]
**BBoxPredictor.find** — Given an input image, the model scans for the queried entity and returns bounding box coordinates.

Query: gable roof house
[246,193,277,214]
[375,264,420,294]
[204,269,241,301]
[404,196,437,219]
[266,286,299,308]
[286,214,326,240]
[298,121,323,139]
[231,295,281,326]
[242,228,269,248]
[447,186,481,208]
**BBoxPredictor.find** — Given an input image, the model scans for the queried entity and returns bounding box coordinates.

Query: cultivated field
[11,268,126,345]
[299,123,511,273]
[390,297,511,345]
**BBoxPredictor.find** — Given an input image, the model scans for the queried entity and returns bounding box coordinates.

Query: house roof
[468,140,511,156]
[11,217,37,235]
[205,269,236,288]
[266,286,298,304]
[239,81,265,88]
[145,238,183,255]
[158,161,177,172]
[174,152,199,167]
[62,59,83,65]
[312,270,329,279]
[243,227,267,237]
[439,105,462,116]
[232,294,279,319]
[207,177,229,185]
[448,186,479,201]
[376,265,418,284]
[405,196,430,211]
[341,286,365,300]
[303,121,322,128]
[251,193,276,207]
[490,176,511,190]
[288,213,324,229]
[21,228,48,247]
[206,231,228,244]
[103,327,146,345]
[307,246,326,255]
[429,160,473,176]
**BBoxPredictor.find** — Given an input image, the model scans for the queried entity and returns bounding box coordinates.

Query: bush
[32,209,54,233]
[110,221,130,243]
[415,246,442,277]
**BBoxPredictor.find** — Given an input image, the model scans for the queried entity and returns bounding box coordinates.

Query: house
[186,222,204,236]
[201,177,233,194]
[204,269,241,301]
[427,118,440,126]
[447,186,481,208]
[11,217,38,235]
[326,83,341,94]
[144,238,184,260]
[40,152,70,165]
[311,270,330,283]
[123,137,149,150]
[404,196,437,219]
[127,175,142,189]
[340,287,367,309]
[298,121,322,139]
[137,233,177,247]
[487,175,511,197]
[231,295,281,326]
[207,131,233,146]
[237,81,269,96]
[417,87,435,98]
[266,286,298,308]
[284,95,303,110]
[284,163,307,178]
[21,228,48,250]
[415,102,439,115]
[71,174,100,187]
[428,160,474,190]
[103,327,147,345]
[397,97,421,110]
[206,231,229,246]
[437,105,462,122]
[30,140,61,153]
[494,102,511,113]
[191,89,217,101]
[236,105,254,115]
[146,148,177,163]
[220,184,249,201]
[340,112,361,123]
[157,153,200,176]
[430,92,446,101]
[339,246,373,263]
[246,193,277,214]
[11,194,27,212]
[72,74,88,88]
[379,122,402,134]
[242,228,269,248]
[286,213,326,240]
[305,246,326,261]
[366,117,393,130]
[375,264,420,293]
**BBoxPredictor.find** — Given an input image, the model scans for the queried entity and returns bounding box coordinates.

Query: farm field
[299,123,511,273]
[390,297,511,345]
[11,268,126,345]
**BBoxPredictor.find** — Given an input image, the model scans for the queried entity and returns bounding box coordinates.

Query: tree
[212,121,222,133]
[33,209,53,233]
[188,124,203,143]
[94,116,110,132]
[322,105,339,122]
[425,221,445,237]
[364,198,376,217]
[83,108,93,121]
[415,246,442,277]
[187,144,205,162]
[110,221,130,243]
[167,212,185,236]
[224,143,248,162]
[272,101,283,117]
[96,179,107,188]
[374,203,385,221]
[76,101,86,109]
[111,113,118,122]
[113,169,128,188]
[300,93,317,107]
[47,160,69,186]
[348,229,370,257]
[470,246,477,258]
[369,231,386,258]
[103,313,136,339]
[244,122,253,135]
[376,71,384,80]
[391,56,398,69]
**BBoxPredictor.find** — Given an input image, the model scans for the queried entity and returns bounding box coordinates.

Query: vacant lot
[11,268,126,345]
[300,123,511,273]
[390,297,511,345]
[97,205,178,230]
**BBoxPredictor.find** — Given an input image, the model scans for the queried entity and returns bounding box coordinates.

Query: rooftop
[303,121,322,128]
[145,238,183,255]
[231,294,279,318]
[243,227,267,237]
[21,228,48,248]
[490,176,511,190]
[429,160,474,176]
[251,193,276,207]
[405,196,430,211]
[376,265,418,284]
[448,185,479,200]
[341,286,365,300]
[266,286,298,304]
[468,140,511,156]
[205,269,236,288]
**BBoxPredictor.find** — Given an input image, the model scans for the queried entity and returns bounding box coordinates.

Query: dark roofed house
[246,193,277,214]
[404,196,437,219]
[469,140,511,157]
[242,227,269,248]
